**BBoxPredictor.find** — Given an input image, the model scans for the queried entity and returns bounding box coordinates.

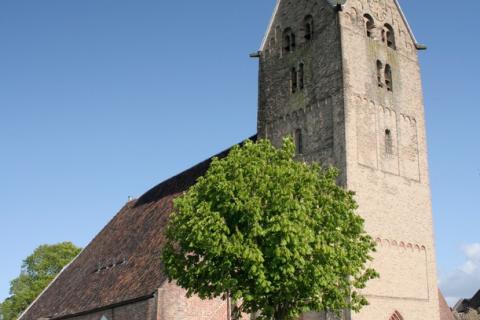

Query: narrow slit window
[299,63,304,90]
[385,129,394,156]
[291,67,298,94]
[385,64,393,91]
[305,22,312,40]
[295,129,303,155]
[364,14,375,38]
[284,35,291,53]
[304,15,314,41]
[383,24,396,49]
[377,60,383,88]
[283,28,296,53]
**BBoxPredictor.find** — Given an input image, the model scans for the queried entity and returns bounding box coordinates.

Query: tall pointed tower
[257,0,440,319]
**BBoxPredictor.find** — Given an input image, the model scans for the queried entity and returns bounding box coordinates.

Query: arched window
[389,311,404,320]
[283,28,296,53]
[295,129,303,154]
[284,34,291,53]
[383,24,396,49]
[363,14,375,38]
[376,60,383,88]
[385,129,394,155]
[291,67,298,94]
[299,63,305,90]
[304,15,314,41]
[385,64,393,91]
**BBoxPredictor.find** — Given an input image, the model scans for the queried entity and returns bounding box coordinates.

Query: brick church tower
[19,1,448,320]
[257,0,440,319]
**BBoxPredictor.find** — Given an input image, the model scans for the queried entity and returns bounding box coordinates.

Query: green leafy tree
[0,242,81,320]
[163,138,378,320]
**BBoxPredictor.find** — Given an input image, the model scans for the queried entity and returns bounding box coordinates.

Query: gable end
[259,0,425,51]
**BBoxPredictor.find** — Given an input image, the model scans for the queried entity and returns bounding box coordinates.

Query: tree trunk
[231,299,241,320]
[227,291,231,320]
[274,308,287,320]
[227,292,242,320]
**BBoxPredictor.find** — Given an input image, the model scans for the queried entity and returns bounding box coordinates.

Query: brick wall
[156,281,249,320]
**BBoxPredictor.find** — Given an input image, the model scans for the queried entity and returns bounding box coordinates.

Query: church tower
[257,0,440,319]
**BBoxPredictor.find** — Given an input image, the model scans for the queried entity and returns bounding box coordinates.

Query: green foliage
[0,242,81,320]
[163,138,378,320]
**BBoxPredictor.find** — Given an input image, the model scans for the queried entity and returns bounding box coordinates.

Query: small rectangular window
[295,129,303,155]
[291,67,297,94]
[385,64,393,91]
[377,60,383,88]
[385,129,394,156]
[299,63,304,90]
[304,15,314,41]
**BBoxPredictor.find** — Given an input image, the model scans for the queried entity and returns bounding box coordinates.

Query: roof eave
[259,0,281,52]
[393,0,426,50]
[17,249,86,320]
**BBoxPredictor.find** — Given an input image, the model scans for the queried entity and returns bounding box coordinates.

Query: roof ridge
[136,135,257,206]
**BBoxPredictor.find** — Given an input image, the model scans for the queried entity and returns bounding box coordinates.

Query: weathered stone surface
[259,0,440,319]
[258,0,345,180]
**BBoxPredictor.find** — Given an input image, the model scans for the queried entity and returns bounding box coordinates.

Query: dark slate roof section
[453,289,480,313]
[20,135,257,320]
[471,290,480,309]
[453,299,468,313]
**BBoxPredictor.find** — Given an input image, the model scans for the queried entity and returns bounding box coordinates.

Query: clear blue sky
[0,0,479,305]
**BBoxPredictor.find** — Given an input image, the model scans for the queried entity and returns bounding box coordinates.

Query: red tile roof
[439,290,456,320]
[20,136,256,320]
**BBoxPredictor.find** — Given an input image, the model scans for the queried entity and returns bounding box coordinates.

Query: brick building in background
[19,0,455,319]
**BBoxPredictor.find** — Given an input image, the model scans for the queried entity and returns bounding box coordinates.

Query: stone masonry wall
[258,0,347,180]
[258,0,441,319]
[340,0,440,319]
